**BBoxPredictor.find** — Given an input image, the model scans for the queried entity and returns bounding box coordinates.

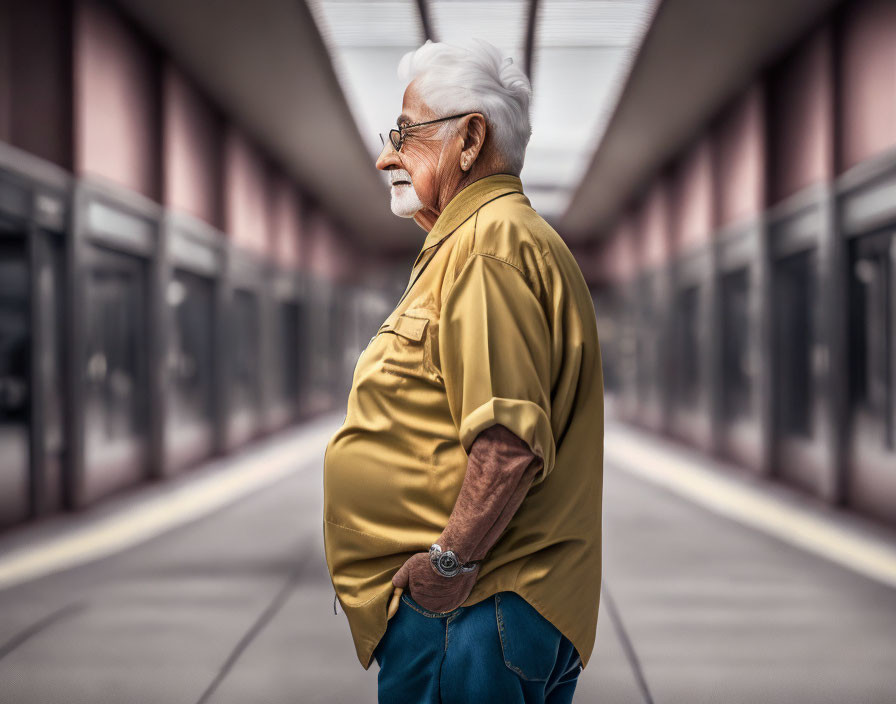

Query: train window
[720,268,752,421]
[309,284,332,396]
[38,239,66,462]
[83,247,148,486]
[231,289,261,416]
[619,295,638,401]
[594,291,621,395]
[673,284,701,410]
[0,235,30,524]
[328,293,343,391]
[635,277,656,406]
[35,235,66,511]
[849,233,894,451]
[774,250,816,439]
[0,241,30,424]
[277,301,300,404]
[296,300,311,400]
[166,269,215,457]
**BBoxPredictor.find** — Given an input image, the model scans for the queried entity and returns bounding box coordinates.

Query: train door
[848,229,896,521]
[720,268,752,423]
[0,229,30,526]
[672,283,701,412]
[229,288,261,446]
[718,264,760,469]
[82,246,148,501]
[165,268,215,471]
[277,299,299,414]
[34,231,66,513]
[670,276,705,446]
[772,248,821,491]
[635,276,656,413]
[295,297,312,419]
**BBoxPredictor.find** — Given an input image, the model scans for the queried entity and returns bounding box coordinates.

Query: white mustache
[390,169,412,185]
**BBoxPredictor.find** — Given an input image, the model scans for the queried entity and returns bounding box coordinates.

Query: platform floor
[1,416,895,703]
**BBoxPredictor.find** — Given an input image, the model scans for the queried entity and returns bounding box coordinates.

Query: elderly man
[323,38,603,703]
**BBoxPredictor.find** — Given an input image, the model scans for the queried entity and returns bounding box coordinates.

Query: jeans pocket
[401,591,460,618]
[495,591,563,682]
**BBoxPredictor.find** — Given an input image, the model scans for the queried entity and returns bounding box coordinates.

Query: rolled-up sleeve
[439,252,556,486]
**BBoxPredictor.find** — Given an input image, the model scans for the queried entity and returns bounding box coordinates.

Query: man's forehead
[398,81,433,125]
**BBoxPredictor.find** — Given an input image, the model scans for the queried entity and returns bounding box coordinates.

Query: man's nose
[375,141,400,171]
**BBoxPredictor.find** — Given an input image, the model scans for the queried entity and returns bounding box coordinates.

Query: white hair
[397,38,532,175]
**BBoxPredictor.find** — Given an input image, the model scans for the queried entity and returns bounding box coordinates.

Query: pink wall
[572,242,600,285]
[74,0,159,199]
[269,171,303,269]
[306,208,338,278]
[768,27,834,204]
[639,179,671,270]
[714,83,766,222]
[2,0,72,168]
[0,3,7,142]
[670,137,714,253]
[591,239,612,285]
[840,0,896,171]
[336,237,358,284]
[305,207,356,281]
[597,214,638,284]
[163,65,221,228]
[223,127,271,255]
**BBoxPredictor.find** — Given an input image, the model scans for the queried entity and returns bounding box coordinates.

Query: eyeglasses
[379,112,475,152]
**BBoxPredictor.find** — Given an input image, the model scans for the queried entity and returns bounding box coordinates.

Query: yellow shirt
[323,173,604,671]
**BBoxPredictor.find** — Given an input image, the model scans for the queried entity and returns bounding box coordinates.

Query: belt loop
[334,592,339,615]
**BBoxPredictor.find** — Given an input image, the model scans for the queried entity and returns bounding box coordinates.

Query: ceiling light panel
[308,1,425,162]
[429,0,530,66]
[523,0,657,220]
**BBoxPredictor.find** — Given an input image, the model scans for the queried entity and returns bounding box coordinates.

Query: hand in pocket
[392,552,480,613]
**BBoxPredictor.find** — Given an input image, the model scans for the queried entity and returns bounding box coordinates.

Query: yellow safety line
[0,423,338,591]
[605,426,896,590]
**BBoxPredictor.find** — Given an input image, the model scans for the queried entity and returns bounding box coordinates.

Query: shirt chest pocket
[374,308,441,382]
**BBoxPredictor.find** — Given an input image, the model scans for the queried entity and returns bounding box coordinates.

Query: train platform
[0,416,895,704]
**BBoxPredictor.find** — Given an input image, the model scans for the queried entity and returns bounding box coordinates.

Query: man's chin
[391,183,424,218]
[390,198,422,218]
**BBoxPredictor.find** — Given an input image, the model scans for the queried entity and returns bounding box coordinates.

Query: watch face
[437,551,460,576]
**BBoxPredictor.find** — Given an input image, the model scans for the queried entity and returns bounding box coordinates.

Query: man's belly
[323,347,466,601]
[324,425,446,535]
[323,420,465,607]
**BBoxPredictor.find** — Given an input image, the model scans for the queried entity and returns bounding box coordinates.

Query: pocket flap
[392,313,428,341]
[402,307,433,319]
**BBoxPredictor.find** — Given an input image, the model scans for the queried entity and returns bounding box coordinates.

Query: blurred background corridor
[1,0,895,702]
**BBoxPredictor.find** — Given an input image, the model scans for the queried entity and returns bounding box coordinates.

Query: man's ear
[460,113,487,167]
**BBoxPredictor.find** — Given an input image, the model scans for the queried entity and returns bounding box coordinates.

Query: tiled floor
[0,417,894,703]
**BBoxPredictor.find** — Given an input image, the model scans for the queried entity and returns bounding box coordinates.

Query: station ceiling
[560,0,843,242]
[115,0,843,254]
[308,0,656,225]
[114,0,421,252]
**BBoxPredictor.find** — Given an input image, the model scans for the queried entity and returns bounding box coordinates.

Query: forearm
[436,423,542,566]
[390,423,541,615]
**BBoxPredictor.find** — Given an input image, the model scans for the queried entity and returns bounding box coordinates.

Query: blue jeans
[373,590,582,703]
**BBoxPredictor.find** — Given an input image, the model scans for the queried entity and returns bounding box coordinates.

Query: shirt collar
[412,173,524,265]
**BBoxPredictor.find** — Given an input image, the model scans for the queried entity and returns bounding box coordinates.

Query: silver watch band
[429,543,480,578]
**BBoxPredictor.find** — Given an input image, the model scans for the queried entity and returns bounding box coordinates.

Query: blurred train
[0,0,401,529]
[590,0,896,527]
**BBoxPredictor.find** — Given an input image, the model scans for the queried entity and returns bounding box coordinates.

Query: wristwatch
[429,543,480,578]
